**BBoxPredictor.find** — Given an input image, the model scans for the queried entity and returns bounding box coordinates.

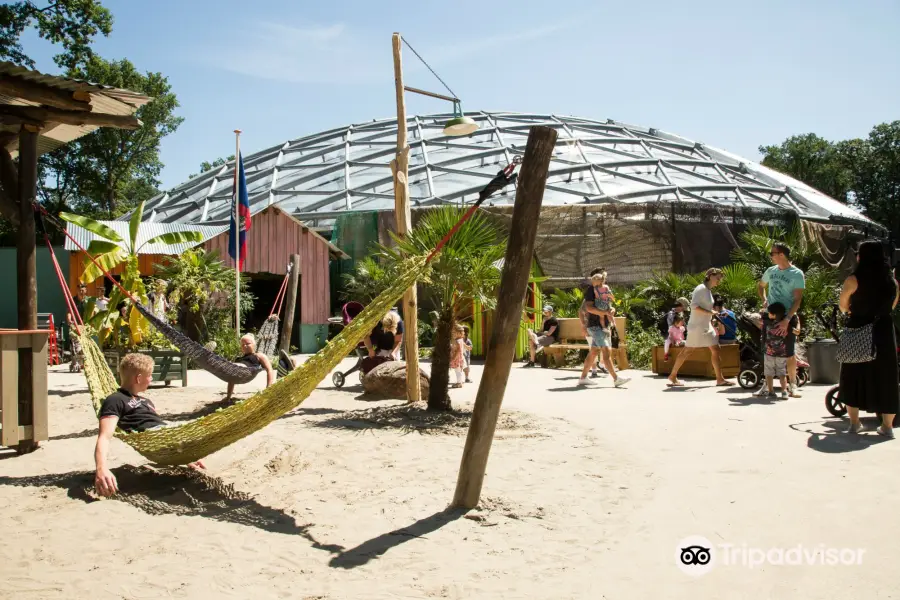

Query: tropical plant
[340,255,394,303]
[59,200,202,347]
[610,286,649,320]
[730,222,819,275]
[376,207,506,411]
[545,287,584,318]
[154,247,253,345]
[636,271,703,313]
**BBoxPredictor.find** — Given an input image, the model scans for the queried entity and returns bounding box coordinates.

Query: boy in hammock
[94,354,205,498]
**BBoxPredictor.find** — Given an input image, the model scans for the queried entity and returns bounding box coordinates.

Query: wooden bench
[650,344,740,378]
[104,349,188,387]
[541,317,629,370]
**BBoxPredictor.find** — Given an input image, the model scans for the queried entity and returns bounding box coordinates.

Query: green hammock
[80,256,429,466]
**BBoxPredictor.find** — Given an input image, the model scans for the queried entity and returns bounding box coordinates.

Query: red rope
[269,271,289,317]
[43,233,83,333]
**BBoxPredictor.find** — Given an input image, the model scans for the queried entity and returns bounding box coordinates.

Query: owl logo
[675,536,715,576]
[680,545,711,566]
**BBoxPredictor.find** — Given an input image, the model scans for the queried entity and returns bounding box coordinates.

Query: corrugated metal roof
[0,61,151,158]
[64,221,228,255]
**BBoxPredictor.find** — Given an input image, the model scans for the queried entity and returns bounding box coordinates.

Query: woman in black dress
[838,240,899,438]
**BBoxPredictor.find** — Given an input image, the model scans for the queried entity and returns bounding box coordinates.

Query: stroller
[329,301,393,388]
[735,311,810,390]
[818,305,900,425]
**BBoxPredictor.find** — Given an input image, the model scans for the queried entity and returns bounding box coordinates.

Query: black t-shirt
[583,286,601,328]
[370,324,398,352]
[99,387,165,433]
[542,317,560,341]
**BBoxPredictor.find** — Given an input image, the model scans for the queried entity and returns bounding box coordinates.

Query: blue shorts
[587,326,611,348]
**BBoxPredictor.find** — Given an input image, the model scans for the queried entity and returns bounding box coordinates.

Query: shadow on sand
[790,418,891,453]
[0,465,340,549]
[328,508,464,569]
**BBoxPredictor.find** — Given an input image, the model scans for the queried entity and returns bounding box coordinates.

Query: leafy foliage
[188,155,235,180]
[545,287,584,318]
[339,255,393,304]
[0,0,112,70]
[154,247,255,357]
[58,201,202,347]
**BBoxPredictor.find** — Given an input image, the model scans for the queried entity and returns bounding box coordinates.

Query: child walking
[664,313,686,361]
[463,326,474,383]
[450,324,466,389]
[757,302,791,398]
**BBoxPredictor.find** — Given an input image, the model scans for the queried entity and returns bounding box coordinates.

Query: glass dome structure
[138,112,877,232]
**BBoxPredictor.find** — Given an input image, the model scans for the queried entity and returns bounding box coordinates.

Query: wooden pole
[392,32,421,403]
[16,124,39,453]
[279,255,301,353]
[451,126,557,509]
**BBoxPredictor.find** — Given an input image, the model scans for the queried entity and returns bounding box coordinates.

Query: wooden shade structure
[0,61,149,452]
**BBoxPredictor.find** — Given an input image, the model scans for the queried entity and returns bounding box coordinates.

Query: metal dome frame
[137,111,879,232]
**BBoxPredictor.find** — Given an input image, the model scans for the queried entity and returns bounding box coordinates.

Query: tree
[0,0,112,69]
[44,56,183,218]
[59,200,202,347]
[188,155,234,180]
[377,207,505,411]
[758,133,856,201]
[852,121,900,235]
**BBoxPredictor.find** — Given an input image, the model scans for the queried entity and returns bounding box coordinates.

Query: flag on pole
[229,153,251,270]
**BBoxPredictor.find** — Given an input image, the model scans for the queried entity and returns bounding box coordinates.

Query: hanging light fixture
[443,101,478,136]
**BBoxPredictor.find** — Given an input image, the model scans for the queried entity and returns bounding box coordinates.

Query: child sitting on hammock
[94,354,205,498]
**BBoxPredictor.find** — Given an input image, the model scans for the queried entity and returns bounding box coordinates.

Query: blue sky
[21,0,900,190]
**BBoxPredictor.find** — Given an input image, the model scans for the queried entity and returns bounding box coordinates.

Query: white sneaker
[755,388,771,397]
[614,376,631,388]
[578,378,598,387]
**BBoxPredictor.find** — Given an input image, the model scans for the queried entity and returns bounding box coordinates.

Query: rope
[36,208,83,330]
[401,37,459,102]
[269,267,290,318]
[426,159,521,263]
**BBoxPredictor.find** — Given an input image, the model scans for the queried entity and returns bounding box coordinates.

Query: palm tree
[730,222,818,275]
[154,247,248,343]
[340,256,393,304]
[377,207,506,411]
[59,200,202,346]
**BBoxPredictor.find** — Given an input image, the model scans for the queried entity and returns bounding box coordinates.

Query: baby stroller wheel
[738,369,760,389]
[825,386,846,417]
[332,371,345,388]
[796,368,810,388]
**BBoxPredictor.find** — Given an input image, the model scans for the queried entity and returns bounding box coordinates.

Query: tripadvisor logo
[676,536,865,576]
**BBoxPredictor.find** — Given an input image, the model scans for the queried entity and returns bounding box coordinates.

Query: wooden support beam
[279,255,301,353]
[452,125,557,509]
[0,76,93,111]
[0,104,141,130]
[16,125,39,453]
[392,32,421,404]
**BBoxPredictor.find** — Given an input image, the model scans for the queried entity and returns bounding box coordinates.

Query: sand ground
[1,357,898,599]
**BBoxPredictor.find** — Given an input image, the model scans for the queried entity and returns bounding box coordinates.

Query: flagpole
[234,129,242,343]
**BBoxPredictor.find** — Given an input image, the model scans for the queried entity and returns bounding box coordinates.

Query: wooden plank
[1,335,19,447]
[0,76,93,111]
[31,333,48,441]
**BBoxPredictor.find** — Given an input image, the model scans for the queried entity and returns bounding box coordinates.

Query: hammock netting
[133,302,262,385]
[80,255,429,466]
[256,315,280,358]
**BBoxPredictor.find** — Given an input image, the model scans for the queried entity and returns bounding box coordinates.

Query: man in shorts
[525,305,559,367]
[580,271,630,388]
[758,242,805,397]
[94,353,205,497]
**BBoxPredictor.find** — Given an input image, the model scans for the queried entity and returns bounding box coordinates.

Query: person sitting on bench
[524,305,559,367]
[94,353,205,497]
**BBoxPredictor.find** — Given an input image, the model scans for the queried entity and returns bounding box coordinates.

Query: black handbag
[836,322,876,364]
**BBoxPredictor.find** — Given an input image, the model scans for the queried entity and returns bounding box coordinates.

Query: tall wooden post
[17,124,40,453]
[391,32,421,403]
[452,126,557,509]
[279,255,301,353]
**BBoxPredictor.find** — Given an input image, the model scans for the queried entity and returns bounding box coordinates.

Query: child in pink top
[450,324,466,388]
[664,314,686,360]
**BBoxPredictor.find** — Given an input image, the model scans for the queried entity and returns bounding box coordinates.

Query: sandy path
[1,359,897,599]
